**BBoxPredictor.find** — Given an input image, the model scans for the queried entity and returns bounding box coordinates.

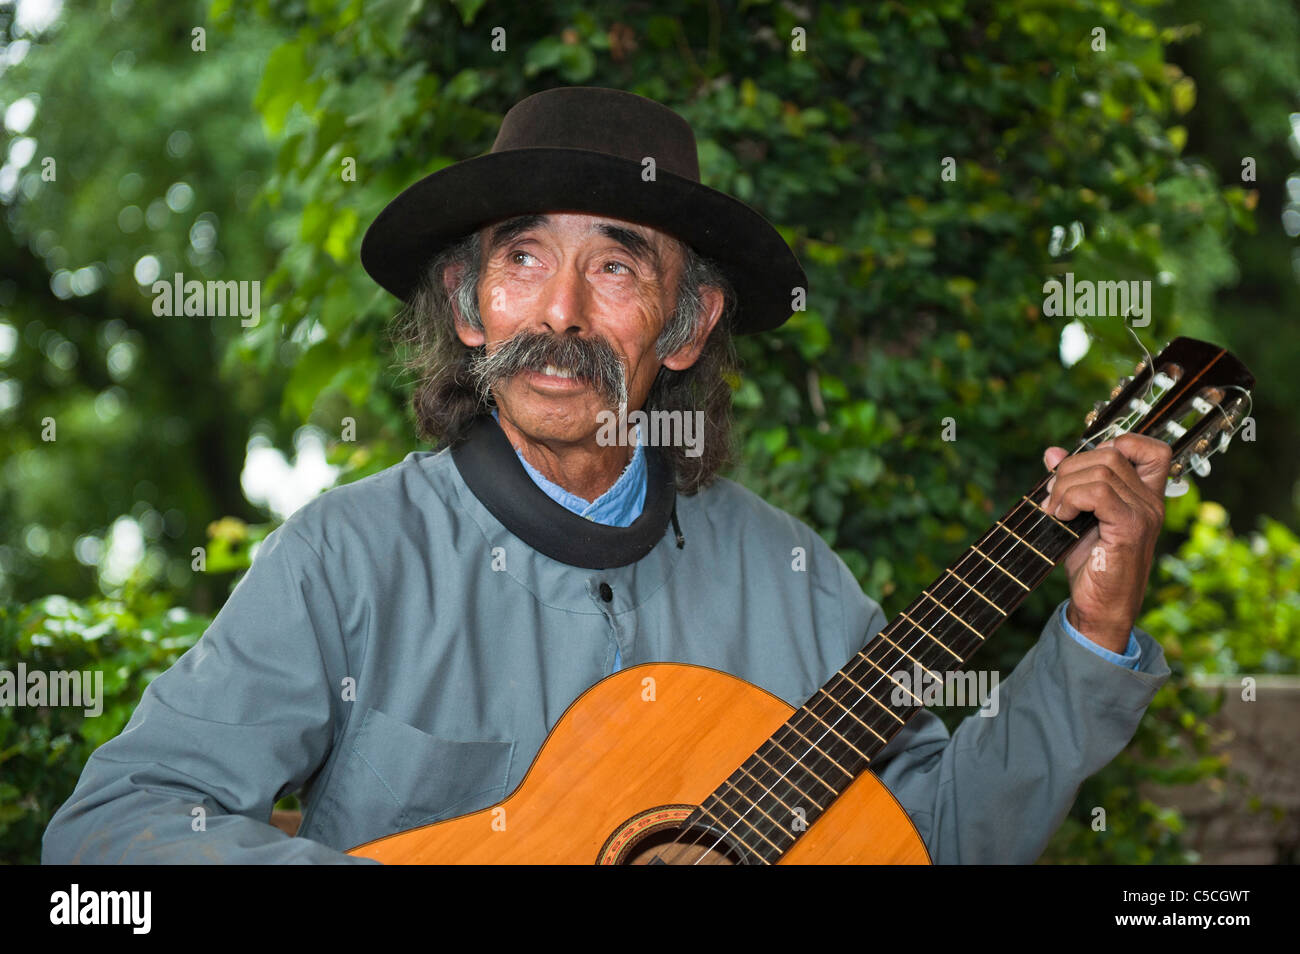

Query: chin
[496,389,606,446]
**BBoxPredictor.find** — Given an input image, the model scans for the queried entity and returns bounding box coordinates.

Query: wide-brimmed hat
[360,86,805,335]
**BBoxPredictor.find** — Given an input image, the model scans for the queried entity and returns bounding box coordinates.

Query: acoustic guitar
[347,337,1254,864]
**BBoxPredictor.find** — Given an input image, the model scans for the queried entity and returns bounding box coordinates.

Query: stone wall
[1140,675,1300,864]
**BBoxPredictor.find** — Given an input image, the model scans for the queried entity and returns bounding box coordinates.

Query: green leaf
[255,41,312,138]
[452,0,488,26]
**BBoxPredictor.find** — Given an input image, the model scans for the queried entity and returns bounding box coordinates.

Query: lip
[521,368,590,393]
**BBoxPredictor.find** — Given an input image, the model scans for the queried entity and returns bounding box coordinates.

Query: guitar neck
[693,471,1097,864]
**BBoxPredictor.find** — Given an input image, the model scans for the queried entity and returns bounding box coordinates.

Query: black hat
[360,86,805,335]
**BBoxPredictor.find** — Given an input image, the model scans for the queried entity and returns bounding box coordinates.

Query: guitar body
[347,663,931,864]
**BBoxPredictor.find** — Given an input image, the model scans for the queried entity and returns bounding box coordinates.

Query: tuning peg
[1166,450,1190,493]
[1190,454,1211,477]
[1134,356,1149,374]
[1110,377,1132,399]
[1084,400,1106,426]
[1193,437,1211,455]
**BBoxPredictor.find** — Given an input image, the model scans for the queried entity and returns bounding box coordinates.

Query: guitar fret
[943,567,1007,615]
[834,667,907,724]
[813,687,889,745]
[994,518,1054,565]
[718,776,792,838]
[858,651,923,706]
[703,793,786,857]
[916,592,985,642]
[694,802,772,865]
[1022,495,1080,538]
[797,705,871,763]
[760,737,842,797]
[737,758,823,815]
[898,608,967,659]
[872,628,945,682]
[970,544,1032,591]
[779,718,857,778]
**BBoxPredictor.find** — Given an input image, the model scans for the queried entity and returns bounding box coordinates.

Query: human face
[450,212,713,453]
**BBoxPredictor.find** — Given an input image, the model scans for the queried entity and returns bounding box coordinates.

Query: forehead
[482,212,681,257]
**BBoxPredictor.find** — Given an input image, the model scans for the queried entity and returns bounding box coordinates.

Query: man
[43,87,1171,864]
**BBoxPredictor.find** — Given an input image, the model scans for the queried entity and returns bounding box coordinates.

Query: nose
[537,260,591,336]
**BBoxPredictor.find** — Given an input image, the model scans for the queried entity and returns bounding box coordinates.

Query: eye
[602,260,632,275]
[509,250,537,266]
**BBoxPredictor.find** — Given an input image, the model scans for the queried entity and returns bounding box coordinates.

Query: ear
[443,261,485,348]
[661,284,724,371]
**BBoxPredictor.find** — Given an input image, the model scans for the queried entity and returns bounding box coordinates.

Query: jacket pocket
[343,706,516,839]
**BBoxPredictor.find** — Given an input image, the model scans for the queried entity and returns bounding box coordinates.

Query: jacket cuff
[1044,599,1171,710]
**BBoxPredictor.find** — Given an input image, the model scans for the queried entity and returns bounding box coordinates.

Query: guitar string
[679,461,1072,864]
[678,347,1233,863]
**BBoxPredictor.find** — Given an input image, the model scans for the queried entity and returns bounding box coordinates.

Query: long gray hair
[388,227,739,495]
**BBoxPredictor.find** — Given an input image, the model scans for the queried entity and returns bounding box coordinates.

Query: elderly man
[43,87,1171,864]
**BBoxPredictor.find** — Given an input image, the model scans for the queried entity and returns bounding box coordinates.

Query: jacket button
[599,582,613,602]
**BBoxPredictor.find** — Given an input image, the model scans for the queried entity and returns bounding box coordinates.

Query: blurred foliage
[0,587,209,864]
[1146,486,1300,676]
[1045,484,1299,862]
[1158,0,1300,529]
[0,0,281,611]
[1,0,1297,863]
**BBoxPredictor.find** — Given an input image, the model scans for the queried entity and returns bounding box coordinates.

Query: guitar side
[347,662,931,864]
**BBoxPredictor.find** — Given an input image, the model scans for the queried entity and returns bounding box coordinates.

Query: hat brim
[360,148,805,335]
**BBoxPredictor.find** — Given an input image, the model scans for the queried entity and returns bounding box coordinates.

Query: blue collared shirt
[500,409,1140,672]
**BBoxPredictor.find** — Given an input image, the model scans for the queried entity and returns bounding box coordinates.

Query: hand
[1042,434,1171,653]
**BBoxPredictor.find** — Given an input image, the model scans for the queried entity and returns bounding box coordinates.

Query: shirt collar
[452,413,676,569]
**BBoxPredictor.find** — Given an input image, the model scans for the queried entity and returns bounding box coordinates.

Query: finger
[1052,449,1151,507]
[1052,479,1133,525]
[1049,436,1167,506]
[1042,446,1069,496]
[1052,474,1159,533]
[1048,465,1145,519]
[1106,433,1174,497]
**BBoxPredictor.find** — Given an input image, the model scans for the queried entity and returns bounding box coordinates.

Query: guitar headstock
[1078,337,1255,490]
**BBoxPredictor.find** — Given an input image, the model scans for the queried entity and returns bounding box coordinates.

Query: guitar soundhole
[598,806,749,865]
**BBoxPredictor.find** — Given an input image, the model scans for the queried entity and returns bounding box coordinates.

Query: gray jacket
[42,424,1170,864]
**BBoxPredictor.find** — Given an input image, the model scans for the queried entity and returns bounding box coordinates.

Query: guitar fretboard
[688,472,1098,864]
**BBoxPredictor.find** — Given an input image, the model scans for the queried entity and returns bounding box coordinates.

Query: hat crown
[490,86,701,181]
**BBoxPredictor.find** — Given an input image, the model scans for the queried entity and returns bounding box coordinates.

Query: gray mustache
[469,330,628,408]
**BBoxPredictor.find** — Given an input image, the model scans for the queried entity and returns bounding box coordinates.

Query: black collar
[450,414,678,569]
